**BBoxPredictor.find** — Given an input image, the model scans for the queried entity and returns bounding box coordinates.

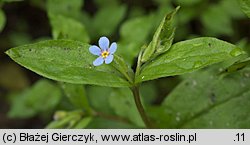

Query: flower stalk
[131,86,153,128]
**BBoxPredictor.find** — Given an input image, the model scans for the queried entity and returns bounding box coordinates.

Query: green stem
[131,86,153,128]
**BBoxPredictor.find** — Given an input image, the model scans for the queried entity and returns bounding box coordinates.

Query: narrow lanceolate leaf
[73,117,92,129]
[141,6,179,63]
[239,0,250,17]
[6,40,130,87]
[136,37,245,83]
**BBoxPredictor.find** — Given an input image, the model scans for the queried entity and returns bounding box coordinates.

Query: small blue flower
[89,36,117,66]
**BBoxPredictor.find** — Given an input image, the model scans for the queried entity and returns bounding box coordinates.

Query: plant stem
[131,86,153,128]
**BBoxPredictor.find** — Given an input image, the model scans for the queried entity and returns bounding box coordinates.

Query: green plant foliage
[201,4,233,36]
[94,0,118,7]
[87,86,145,127]
[111,55,134,83]
[150,66,250,128]
[49,14,89,42]
[239,0,250,17]
[0,62,29,90]
[8,79,62,118]
[87,86,114,115]
[120,16,153,44]
[141,6,179,62]
[46,0,83,19]
[5,39,131,87]
[0,9,6,32]
[8,32,32,46]
[109,88,144,127]
[46,0,89,42]
[60,83,91,112]
[91,4,126,37]
[85,117,136,129]
[73,117,93,129]
[201,0,245,36]
[176,0,202,6]
[220,57,250,74]
[136,37,245,83]
[46,110,83,129]
[118,15,154,65]
[2,0,250,129]
[221,0,245,18]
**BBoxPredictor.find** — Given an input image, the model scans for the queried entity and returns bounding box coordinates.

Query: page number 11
[234,133,245,142]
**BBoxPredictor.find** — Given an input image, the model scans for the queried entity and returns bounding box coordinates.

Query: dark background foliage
[0,0,249,128]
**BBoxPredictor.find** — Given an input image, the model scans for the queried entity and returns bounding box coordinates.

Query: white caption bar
[0,129,249,145]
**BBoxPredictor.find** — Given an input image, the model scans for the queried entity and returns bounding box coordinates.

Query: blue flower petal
[104,54,114,64]
[109,42,117,54]
[93,56,104,66]
[89,45,101,56]
[99,36,109,50]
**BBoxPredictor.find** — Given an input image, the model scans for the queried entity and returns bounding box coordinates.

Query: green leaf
[141,6,179,62]
[220,0,245,18]
[6,39,131,87]
[201,4,233,36]
[108,88,144,127]
[47,0,83,19]
[176,0,202,6]
[220,57,250,74]
[8,79,62,118]
[95,0,118,7]
[136,37,245,83]
[88,86,144,127]
[46,110,82,129]
[87,86,115,114]
[8,31,32,46]
[73,117,92,129]
[49,14,89,42]
[0,9,6,32]
[156,66,250,128]
[176,6,196,25]
[117,42,142,66]
[92,5,126,36]
[239,0,250,17]
[86,117,136,129]
[60,83,91,112]
[120,15,153,44]
[112,55,134,84]
[118,15,154,65]
[140,82,157,104]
